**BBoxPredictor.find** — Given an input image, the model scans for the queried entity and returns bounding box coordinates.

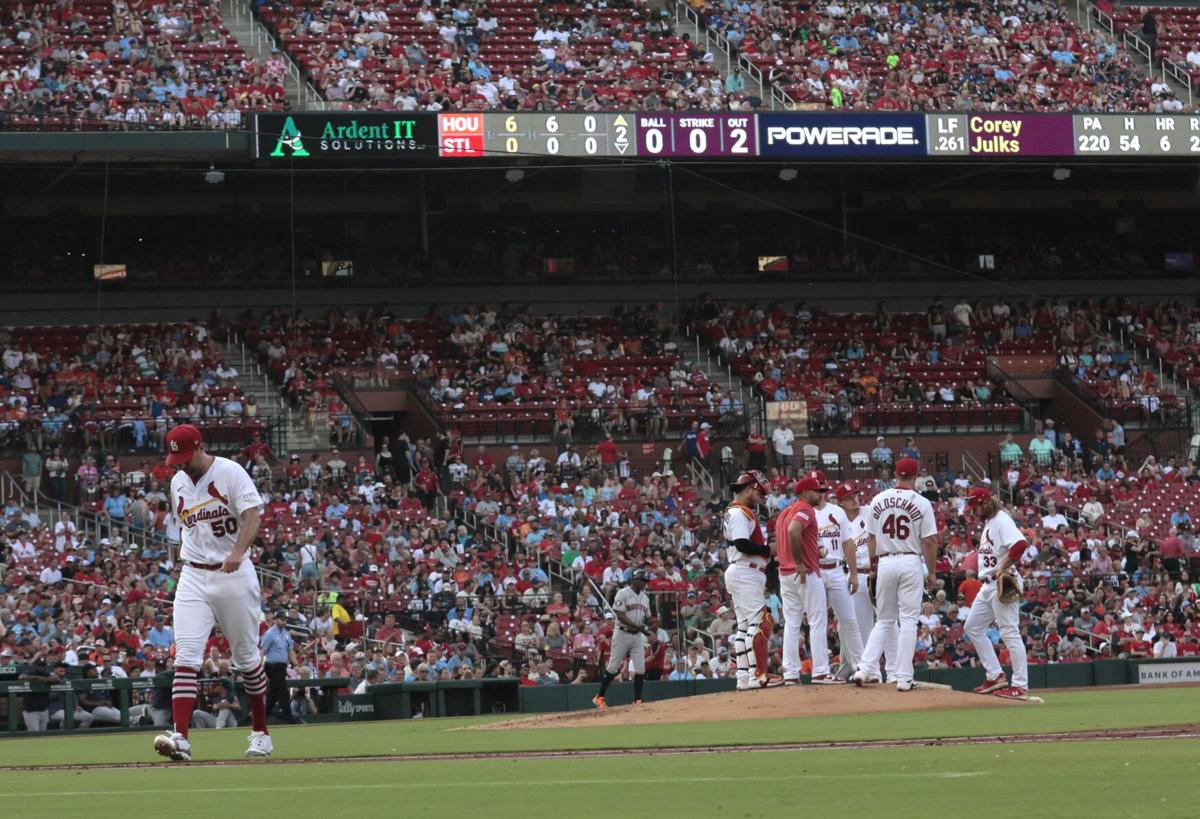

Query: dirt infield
[482,683,1021,731]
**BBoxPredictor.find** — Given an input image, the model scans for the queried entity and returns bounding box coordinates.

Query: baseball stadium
[4,0,1200,815]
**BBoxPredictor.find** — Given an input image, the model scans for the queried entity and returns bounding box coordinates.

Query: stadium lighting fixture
[778,168,798,182]
[204,163,225,184]
[1052,167,1071,182]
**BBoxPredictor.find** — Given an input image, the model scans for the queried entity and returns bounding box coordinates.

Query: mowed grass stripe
[0,687,1195,768]
[0,741,1196,819]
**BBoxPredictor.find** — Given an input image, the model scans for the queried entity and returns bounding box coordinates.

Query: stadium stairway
[220,339,328,454]
[220,0,313,110]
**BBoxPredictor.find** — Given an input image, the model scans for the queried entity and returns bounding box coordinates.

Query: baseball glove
[765,558,780,595]
[867,573,877,606]
[997,574,1021,604]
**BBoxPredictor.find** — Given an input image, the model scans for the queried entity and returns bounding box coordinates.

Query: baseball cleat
[834,664,855,681]
[973,675,1008,695]
[850,670,881,686]
[735,678,753,691]
[632,700,642,705]
[993,686,1028,700]
[809,674,846,685]
[895,681,914,692]
[591,695,608,710]
[755,673,784,688]
[782,678,801,686]
[244,731,273,757]
[153,732,192,762]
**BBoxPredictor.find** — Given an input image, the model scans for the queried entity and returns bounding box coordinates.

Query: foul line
[0,726,1196,772]
[1,772,990,796]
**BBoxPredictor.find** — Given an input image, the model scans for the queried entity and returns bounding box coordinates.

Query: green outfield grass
[0,739,1194,818]
[0,686,1195,768]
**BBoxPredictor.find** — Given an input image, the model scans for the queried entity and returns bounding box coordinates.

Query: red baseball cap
[165,424,203,466]
[805,469,829,489]
[895,457,919,478]
[794,476,826,494]
[833,482,857,502]
[965,487,992,508]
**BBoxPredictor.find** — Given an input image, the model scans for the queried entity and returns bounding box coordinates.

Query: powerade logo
[759,114,927,156]
[767,126,919,146]
[259,114,440,158]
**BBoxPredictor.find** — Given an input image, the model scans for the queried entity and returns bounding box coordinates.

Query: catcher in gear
[962,488,1031,700]
[723,470,782,689]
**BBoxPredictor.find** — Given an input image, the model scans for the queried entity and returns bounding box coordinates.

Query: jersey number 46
[881,514,910,540]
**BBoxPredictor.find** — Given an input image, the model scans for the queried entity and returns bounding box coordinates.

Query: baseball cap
[966,487,992,508]
[833,482,857,502]
[803,469,829,490]
[165,424,203,466]
[895,457,919,478]
[794,476,825,494]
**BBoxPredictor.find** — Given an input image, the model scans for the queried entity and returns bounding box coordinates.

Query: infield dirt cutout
[483,683,1022,730]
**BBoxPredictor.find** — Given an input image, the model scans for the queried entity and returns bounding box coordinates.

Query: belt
[819,561,842,570]
[184,561,223,571]
[878,552,918,559]
[735,563,766,574]
[619,627,643,635]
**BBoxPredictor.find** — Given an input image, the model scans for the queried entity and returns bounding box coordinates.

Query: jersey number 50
[881,514,910,540]
[211,518,239,537]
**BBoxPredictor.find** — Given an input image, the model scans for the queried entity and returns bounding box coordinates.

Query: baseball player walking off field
[592,569,652,710]
[776,476,824,685]
[834,483,897,681]
[153,424,273,762]
[963,488,1031,699]
[723,471,781,689]
[806,471,863,681]
[851,459,937,691]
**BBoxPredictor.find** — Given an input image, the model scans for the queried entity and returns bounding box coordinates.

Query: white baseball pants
[857,554,923,686]
[725,563,767,683]
[823,568,864,671]
[173,561,265,672]
[964,578,1029,689]
[780,570,827,680]
[852,576,898,679]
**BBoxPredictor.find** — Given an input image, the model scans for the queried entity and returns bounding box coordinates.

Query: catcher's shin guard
[752,608,773,675]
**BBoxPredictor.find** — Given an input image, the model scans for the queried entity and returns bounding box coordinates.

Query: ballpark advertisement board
[256,113,440,158]
[759,113,926,156]
[1136,660,1200,684]
[254,112,1200,160]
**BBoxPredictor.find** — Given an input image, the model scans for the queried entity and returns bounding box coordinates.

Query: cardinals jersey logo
[207,482,230,505]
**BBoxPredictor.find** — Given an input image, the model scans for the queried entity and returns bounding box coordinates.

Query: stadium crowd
[0,0,287,129]
[3,301,1200,731]
[1,0,1194,127]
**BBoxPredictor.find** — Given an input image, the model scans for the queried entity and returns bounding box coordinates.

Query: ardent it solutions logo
[269,115,424,156]
[270,115,309,157]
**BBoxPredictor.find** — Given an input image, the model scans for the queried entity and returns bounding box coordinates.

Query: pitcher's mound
[485,683,1024,730]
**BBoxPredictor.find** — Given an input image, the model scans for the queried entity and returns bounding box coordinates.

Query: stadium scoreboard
[256,112,1200,160]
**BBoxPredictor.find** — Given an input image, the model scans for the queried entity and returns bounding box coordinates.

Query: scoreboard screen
[483,113,634,157]
[1072,114,1200,156]
[255,112,1200,160]
[635,114,757,157]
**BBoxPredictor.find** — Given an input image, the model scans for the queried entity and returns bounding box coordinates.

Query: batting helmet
[631,568,650,582]
[733,470,769,495]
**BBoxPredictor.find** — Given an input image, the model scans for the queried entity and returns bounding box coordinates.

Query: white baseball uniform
[814,502,863,672]
[846,508,898,679]
[170,456,265,671]
[606,585,651,675]
[722,502,769,685]
[964,509,1029,689]
[855,487,937,687]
